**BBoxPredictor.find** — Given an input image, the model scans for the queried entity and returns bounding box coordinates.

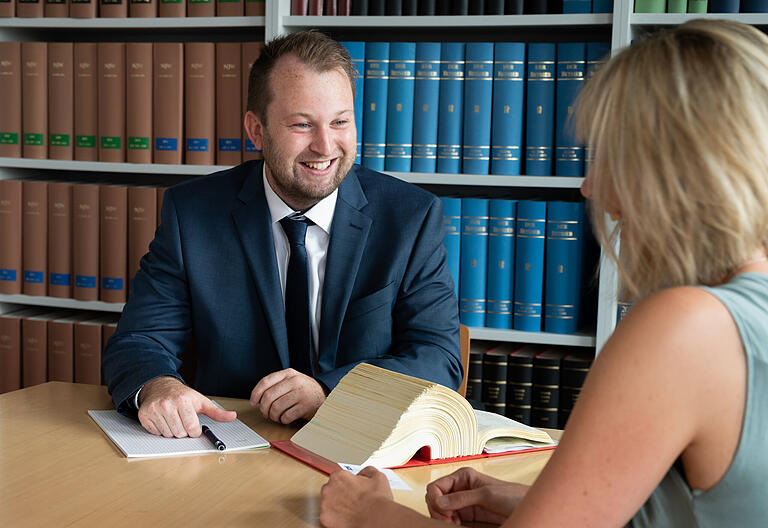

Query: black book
[531,349,567,429]
[506,345,538,425]
[485,0,504,12]
[506,0,523,12]
[369,0,385,14]
[466,340,492,402]
[419,0,436,13]
[386,0,403,14]
[436,0,451,14]
[452,0,468,14]
[481,345,508,416]
[558,350,593,428]
[469,0,483,13]
[741,0,767,11]
[548,0,562,13]
[403,0,418,14]
[352,0,367,14]
[524,0,546,13]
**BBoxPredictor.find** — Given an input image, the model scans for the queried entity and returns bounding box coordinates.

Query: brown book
[158,0,184,16]
[129,0,156,16]
[72,183,99,301]
[244,0,263,15]
[153,43,183,164]
[0,0,15,16]
[185,42,215,165]
[100,0,127,16]
[216,42,241,166]
[128,186,156,296]
[69,0,96,17]
[126,43,153,164]
[324,0,336,15]
[74,43,98,161]
[48,182,73,298]
[23,310,68,387]
[44,0,68,16]
[156,186,167,227]
[0,43,21,158]
[216,0,241,15]
[101,317,118,350]
[74,316,106,385]
[187,0,212,15]
[47,312,99,382]
[291,0,307,14]
[21,42,47,159]
[22,180,48,297]
[241,42,264,162]
[0,308,49,393]
[308,0,322,14]
[0,180,23,294]
[337,0,349,14]
[48,42,74,161]
[99,184,128,303]
[16,0,43,16]
[98,43,126,162]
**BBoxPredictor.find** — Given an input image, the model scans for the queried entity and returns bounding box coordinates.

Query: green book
[635,0,665,12]
[688,0,707,10]
[668,0,686,11]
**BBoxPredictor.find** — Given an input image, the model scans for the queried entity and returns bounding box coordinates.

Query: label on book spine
[24,134,44,146]
[77,135,96,148]
[102,277,124,290]
[50,273,71,286]
[24,271,44,283]
[100,136,121,149]
[219,138,242,152]
[156,138,178,151]
[244,138,258,152]
[187,138,209,152]
[0,133,18,145]
[50,134,70,147]
[128,137,150,150]
[76,275,97,288]
[0,270,18,281]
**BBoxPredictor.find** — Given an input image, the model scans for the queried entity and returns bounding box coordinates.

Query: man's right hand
[137,376,237,438]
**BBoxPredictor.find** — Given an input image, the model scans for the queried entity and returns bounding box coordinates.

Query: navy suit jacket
[102,161,462,412]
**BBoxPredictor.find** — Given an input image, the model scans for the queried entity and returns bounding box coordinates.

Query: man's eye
[333,120,349,126]
[292,123,311,129]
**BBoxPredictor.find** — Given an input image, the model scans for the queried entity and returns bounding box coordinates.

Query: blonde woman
[319,19,768,527]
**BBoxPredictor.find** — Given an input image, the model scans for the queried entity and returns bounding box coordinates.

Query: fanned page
[89,407,269,458]
[474,409,555,453]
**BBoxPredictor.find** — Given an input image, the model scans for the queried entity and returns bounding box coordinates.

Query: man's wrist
[132,386,143,410]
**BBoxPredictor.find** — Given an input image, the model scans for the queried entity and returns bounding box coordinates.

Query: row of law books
[0,307,119,394]
[0,41,265,165]
[468,341,593,429]
[635,0,768,12]
[0,179,166,303]
[441,197,594,334]
[292,0,614,15]
[0,0,264,18]
[343,40,609,178]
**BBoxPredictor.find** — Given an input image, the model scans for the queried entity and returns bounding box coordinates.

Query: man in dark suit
[102,31,461,438]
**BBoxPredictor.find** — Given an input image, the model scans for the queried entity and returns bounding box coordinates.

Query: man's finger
[250,369,295,405]
[435,489,484,512]
[358,466,381,478]
[198,398,237,423]
[162,407,189,438]
[179,402,202,437]
[266,390,299,422]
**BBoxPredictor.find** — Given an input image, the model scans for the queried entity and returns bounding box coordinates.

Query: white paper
[338,463,412,490]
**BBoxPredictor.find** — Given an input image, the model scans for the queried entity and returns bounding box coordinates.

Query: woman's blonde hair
[576,19,768,300]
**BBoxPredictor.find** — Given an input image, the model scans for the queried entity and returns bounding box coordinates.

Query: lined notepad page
[89,407,270,458]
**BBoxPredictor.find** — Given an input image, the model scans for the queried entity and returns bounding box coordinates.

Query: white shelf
[0,294,125,313]
[283,14,612,28]
[0,157,232,175]
[631,13,768,26]
[390,172,583,188]
[469,326,596,347]
[0,16,265,29]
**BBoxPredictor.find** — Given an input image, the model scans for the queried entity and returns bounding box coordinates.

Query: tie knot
[280,214,314,246]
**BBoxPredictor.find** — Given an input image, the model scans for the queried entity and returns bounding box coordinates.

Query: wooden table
[0,382,559,527]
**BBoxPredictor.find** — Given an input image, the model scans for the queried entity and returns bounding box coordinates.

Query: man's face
[249,55,357,211]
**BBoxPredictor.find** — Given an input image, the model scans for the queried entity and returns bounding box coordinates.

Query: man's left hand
[250,368,326,424]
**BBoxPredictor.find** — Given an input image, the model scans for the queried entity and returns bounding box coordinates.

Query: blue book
[486,199,516,329]
[436,42,465,174]
[525,43,556,176]
[585,42,611,171]
[341,41,365,165]
[592,0,613,11]
[563,0,591,11]
[514,200,546,332]
[385,42,416,173]
[412,42,441,174]
[459,198,489,327]
[440,196,462,299]
[544,201,585,334]
[462,42,494,175]
[490,42,525,176]
[362,42,389,171]
[741,0,767,12]
[555,42,586,177]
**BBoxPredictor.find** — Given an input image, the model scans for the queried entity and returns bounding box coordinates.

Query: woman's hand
[425,467,528,525]
[320,466,394,528]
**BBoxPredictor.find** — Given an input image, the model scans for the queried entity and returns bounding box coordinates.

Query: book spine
[351,0,366,14]
[555,42,585,177]
[485,0,505,13]
[153,42,184,164]
[291,0,307,13]
[48,182,73,298]
[741,0,767,11]
[482,352,508,415]
[402,0,417,14]
[586,42,610,79]
[525,43,555,176]
[506,353,534,424]
[385,0,401,14]
[709,0,739,10]
[634,0,664,11]
[418,0,435,13]
[486,199,516,329]
[217,0,243,16]
[559,354,592,427]
[563,0,590,12]
[436,0,451,14]
[439,196,462,299]
[216,42,242,166]
[340,41,365,164]
[506,0,524,13]
[337,0,350,14]
[126,43,153,164]
[544,201,585,334]
[687,0,707,11]
[22,318,47,387]
[16,0,43,16]
[0,315,22,393]
[128,186,157,295]
[102,320,118,350]
[158,0,184,15]
[308,0,323,14]
[459,197,489,327]
[48,320,74,382]
[74,43,98,161]
[490,42,525,176]
[524,0,547,13]
[452,0,468,13]
[74,322,102,385]
[532,353,562,428]
[436,42,464,174]
[467,0,481,13]
[384,42,416,172]
[368,0,384,14]
[22,181,48,296]
[667,0,685,9]
[0,0,14,15]
[362,42,389,172]
[188,0,214,16]
[0,180,23,294]
[513,200,546,332]
[412,42,440,174]
[72,184,99,301]
[98,42,126,162]
[591,0,612,11]
[129,0,158,16]
[242,42,264,161]
[22,42,47,159]
[99,185,128,302]
[44,0,68,17]
[465,349,483,401]
[70,0,96,16]
[185,42,215,165]
[245,0,264,15]
[0,42,22,158]
[100,0,128,16]
[462,42,494,175]
[48,42,74,161]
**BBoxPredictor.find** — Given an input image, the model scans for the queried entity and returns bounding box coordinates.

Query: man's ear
[244,111,264,151]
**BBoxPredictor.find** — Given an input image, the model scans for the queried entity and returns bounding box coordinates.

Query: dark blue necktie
[279,214,314,376]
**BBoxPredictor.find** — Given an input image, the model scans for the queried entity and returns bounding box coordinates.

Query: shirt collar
[262,165,337,235]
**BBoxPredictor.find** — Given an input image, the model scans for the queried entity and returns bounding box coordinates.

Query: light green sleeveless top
[630,272,768,528]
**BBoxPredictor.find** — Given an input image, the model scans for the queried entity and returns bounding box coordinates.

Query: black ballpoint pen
[201,425,226,451]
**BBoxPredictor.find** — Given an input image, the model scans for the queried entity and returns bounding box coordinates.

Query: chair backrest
[458,324,470,397]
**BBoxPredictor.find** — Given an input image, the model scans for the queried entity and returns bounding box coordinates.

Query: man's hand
[137,376,237,438]
[249,368,326,424]
[320,467,394,528]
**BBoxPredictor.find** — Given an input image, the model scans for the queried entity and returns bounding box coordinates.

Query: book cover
[559,350,592,427]
[482,346,509,416]
[48,182,73,298]
[525,43,555,176]
[22,313,51,387]
[0,42,22,158]
[514,200,546,332]
[439,196,461,299]
[351,0,365,14]
[524,0,547,13]
[466,340,491,402]
[459,197,489,328]
[592,0,612,11]
[129,0,157,16]
[308,0,323,14]
[44,0,68,18]
[634,0,663,13]
[385,0,401,13]
[48,42,74,161]
[245,0,264,15]
[403,0,417,13]
[563,0,590,11]
[506,344,538,424]
[708,0,739,10]
[0,0,14,15]
[185,42,215,165]
[555,42,585,177]
[0,180,23,294]
[188,0,214,16]
[74,43,98,161]
[687,0,707,11]
[384,42,416,173]
[217,0,243,15]
[242,42,264,162]
[486,199,516,329]
[362,42,389,172]
[126,43,153,164]
[490,42,525,176]
[48,312,100,382]
[340,41,365,165]
[337,0,350,13]
[22,180,48,297]
[532,348,567,428]
[158,0,184,15]
[436,0,450,13]
[452,0,468,13]
[323,0,336,14]
[291,0,307,13]
[70,0,96,16]
[74,316,108,385]
[1,309,50,393]
[128,186,157,295]
[153,42,184,164]
[418,0,435,13]
[506,0,524,12]
[586,42,610,79]
[156,186,167,227]
[100,0,127,16]
[21,42,47,159]
[741,0,767,11]
[98,42,126,162]
[99,184,128,303]
[216,42,242,166]
[368,0,384,14]
[16,0,43,16]
[436,42,464,174]
[485,0,504,12]
[72,183,99,301]
[411,42,440,174]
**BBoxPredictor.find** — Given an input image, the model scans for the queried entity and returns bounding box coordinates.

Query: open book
[275,363,555,470]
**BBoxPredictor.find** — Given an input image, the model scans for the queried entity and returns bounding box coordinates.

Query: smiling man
[101,31,462,439]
